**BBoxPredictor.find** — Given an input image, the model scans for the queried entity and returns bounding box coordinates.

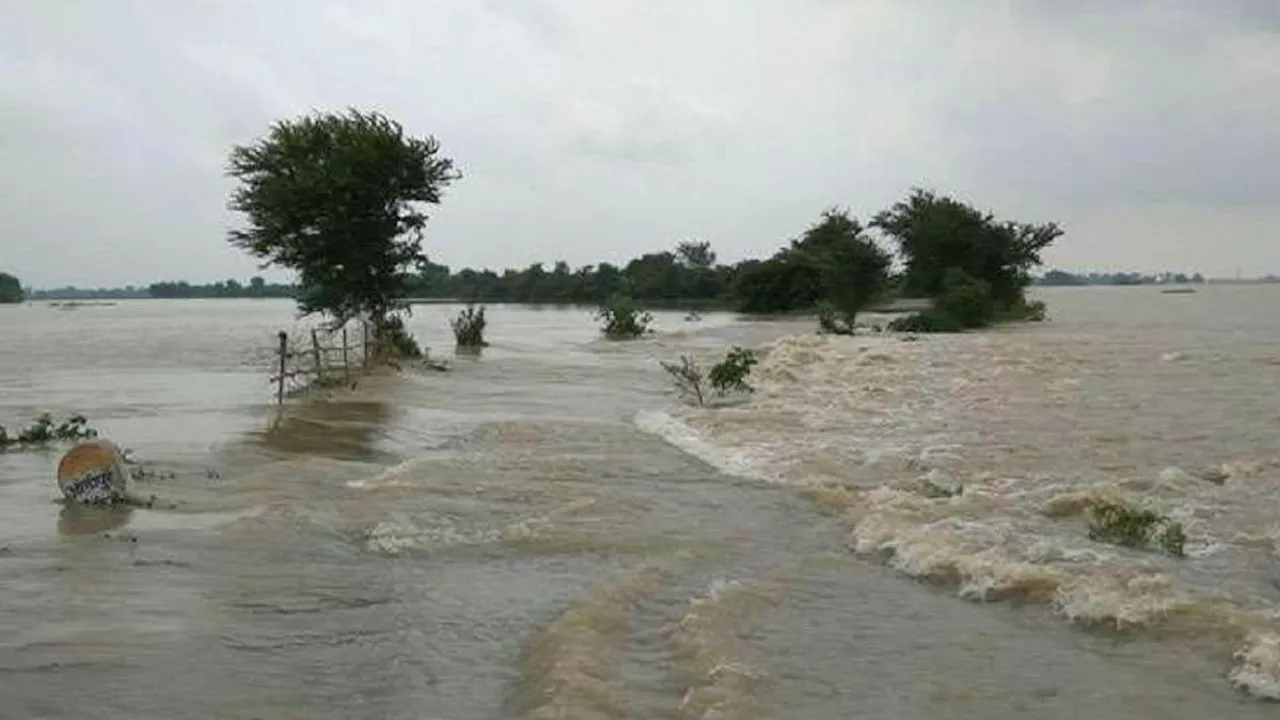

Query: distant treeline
[27,267,1279,303]
[1037,270,1207,286]
[405,241,742,307]
[28,277,296,300]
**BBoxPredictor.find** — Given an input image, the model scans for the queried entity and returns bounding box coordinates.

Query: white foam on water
[128,505,269,532]
[518,560,688,720]
[1054,572,1189,628]
[663,328,1280,700]
[1232,633,1280,700]
[667,576,781,720]
[634,410,773,483]
[364,518,503,555]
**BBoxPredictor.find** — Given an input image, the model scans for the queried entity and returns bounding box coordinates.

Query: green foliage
[374,314,423,359]
[885,269,1019,333]
[1087,500,1186,558]
[735,209,891,320]
[597,298,654,340]
[227,108,459,326]
[660,356,706,406]
[0,272,24,303]
[661,347,759,406]
[0,413,98,450]
[872,188,1061,305]
[675,240,716,269]
[450,305,489,348]
[817,302,852,335]
[709,346,758,395]
[399,192,1059,330]
[934,268,996,329]
[872,188,1061,327]
[996,298,1048,322]
[886,309,966,333]
[149,277,293,299]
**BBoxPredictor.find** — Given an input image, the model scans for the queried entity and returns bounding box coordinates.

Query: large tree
[0,272,24,303]
[872,188,1061,309]
[227,109,459,327]
[734,209,890,324]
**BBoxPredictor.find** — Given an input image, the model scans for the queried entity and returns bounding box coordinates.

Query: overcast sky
[2,1,1278,287]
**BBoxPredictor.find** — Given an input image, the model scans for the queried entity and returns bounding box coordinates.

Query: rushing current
[2,286,1280,719]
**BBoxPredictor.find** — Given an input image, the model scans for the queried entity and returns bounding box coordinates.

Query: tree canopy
[873,188,1061,309]
[0,272,24,303]
[876,189,1062,330]
[227,109,459,325]
[735,209,891,323]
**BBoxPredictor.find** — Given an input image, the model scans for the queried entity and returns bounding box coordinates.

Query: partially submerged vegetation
[1087,499,1186,558]
[661,347,758,406]
[451,305,489,348]
[227,109,458,365]
[0,272,23,304]
[0,413,98,451]
[221,108,1060,398]
[597,298,655,340]
[402,189,1061,337]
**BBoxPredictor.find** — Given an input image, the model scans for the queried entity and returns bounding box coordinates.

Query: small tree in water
[451,305,489,348]
[0,272,24,304]
[226,109,460,358]
[597,297,654,340]
[661,347,759,406]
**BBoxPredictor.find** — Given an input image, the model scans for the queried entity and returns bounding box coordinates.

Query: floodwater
[1,288,1279,719]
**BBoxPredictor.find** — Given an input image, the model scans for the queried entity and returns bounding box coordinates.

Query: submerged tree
[0,272,24,304]
[226,109,460,343]
[874,189,1061,330]
[735,209,891,330]
[872,189,1060,314]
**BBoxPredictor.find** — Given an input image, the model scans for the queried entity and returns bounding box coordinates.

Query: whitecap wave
[634,410,773,482]
[1232,633,1280,700]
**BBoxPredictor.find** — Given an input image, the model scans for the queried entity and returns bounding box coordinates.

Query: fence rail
[270,321,374,404]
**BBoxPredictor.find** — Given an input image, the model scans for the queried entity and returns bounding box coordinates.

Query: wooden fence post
[276,331,287,405]
[311,328,322,383]
[362,321,371,367]
[341,327,350,384]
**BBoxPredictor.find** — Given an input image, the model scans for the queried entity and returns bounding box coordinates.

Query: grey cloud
[2,0,1278,287]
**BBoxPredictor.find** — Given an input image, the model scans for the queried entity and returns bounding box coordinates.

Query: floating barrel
[57,439,129,505]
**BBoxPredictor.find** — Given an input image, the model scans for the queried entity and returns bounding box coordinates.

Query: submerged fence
[270,320,374,404]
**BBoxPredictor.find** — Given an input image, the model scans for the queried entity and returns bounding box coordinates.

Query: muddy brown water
[2,289,1279,719]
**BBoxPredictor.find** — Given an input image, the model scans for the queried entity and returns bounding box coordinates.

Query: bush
[708,346,757,395]
[451,305,488,348]
[996,298,1048,323]
[934,268,995,329]
[660,356,706,406]
[1087,499,1185,557]
[817,302,855,335]
[375,314,423,359]
[597,298,654,340]
[661,347,758,406]
[886,309,966,333]
[0,413,98,450]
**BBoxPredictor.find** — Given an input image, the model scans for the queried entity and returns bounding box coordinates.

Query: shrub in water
[1087,499,1185,558]
[708,346,758,395]
[376,314,423,359]
[886,309,965,334]
[996,298,1048,323]
[451,305,489,348]
[597,298,654,340]
[661,347,759,406]
[934,268,996,329]
[817,302,855,335]
[660,355,706,406]
[0,413,98,450]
